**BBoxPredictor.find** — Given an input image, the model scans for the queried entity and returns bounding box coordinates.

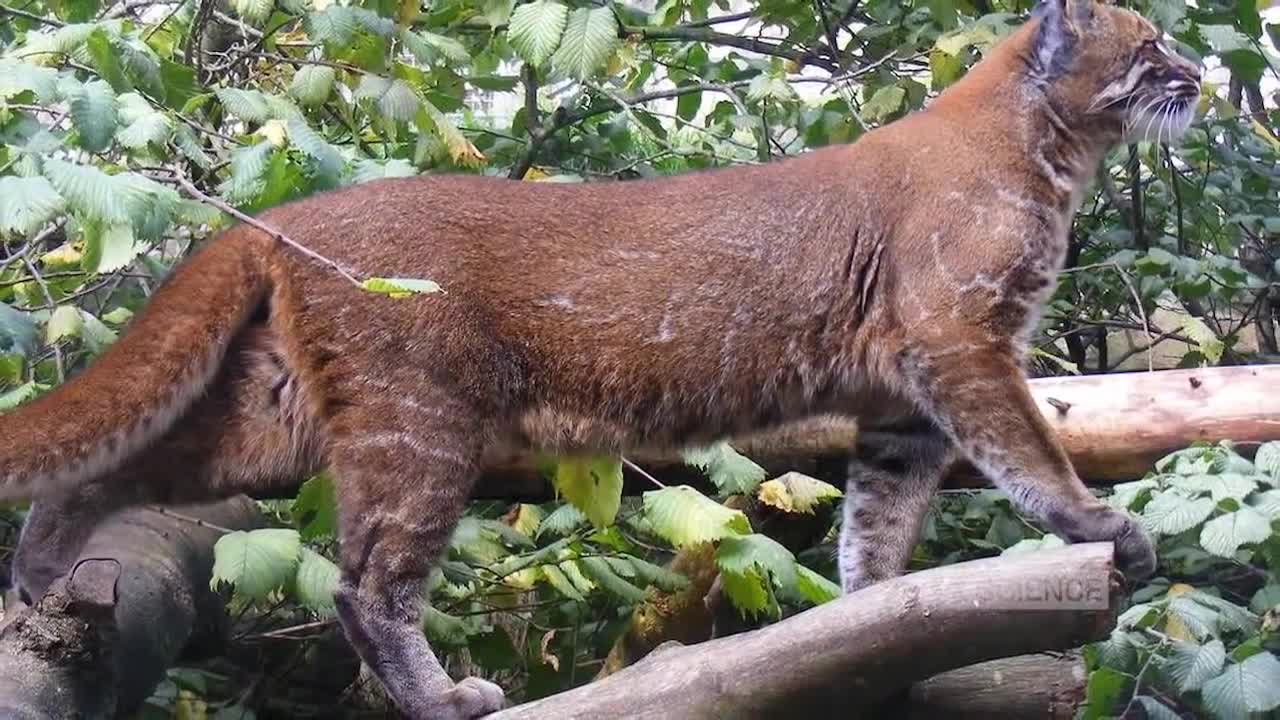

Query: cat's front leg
[897,340,1156,580]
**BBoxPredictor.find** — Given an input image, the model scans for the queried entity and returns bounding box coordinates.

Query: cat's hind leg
[838,415,955,594]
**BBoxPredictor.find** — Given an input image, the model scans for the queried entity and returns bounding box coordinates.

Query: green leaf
[0,60,60,101]
[69,78,118,152]
[210,528,302,600]
[0,382,39,411]
[718,565,771,616]
[1250,489,1280,519]
[549,6,618,81]
[231,0,274,25]
[1133,697,1182,720]
[219,141,276,204]
[795,565,840,605]
[77,310,117,355]
[0,175,64,236]
[291,474,337,539]
[285,117,344,184]
[356,75,420,122]
[540,562,585,601]
[863,85,906,123]
[577,556,645,603]
[1200,25,1252,53]
[85,28,130,92]
[1081,667,1130,720]
[1141,493,1217,535]
[1178,315,1225,364]
[359,276,443,298]
[402,30,470,65]
[422,605,474,645]
[351,158,417,183]
[681,442,767,496]
[507,0,568,68]
[537,503,586,538]
[1167,639,1226,692]
[0,303,36,357]
[1254,441,1280,481]
[642,485,750,549]
[42,158,135,224]
[548,456,623,529]
[623,554,687,591]
[746,74,794,104]
[1199,507,1273,557]
[81,221,140,273]
[757,472,842,513]
[46,304,82,343]
[1202,653,1280,720]
[716,533,798,591]
[294,547,339,617]
[115,92,172,149]
[216,87,275,124]
[1250,585,1280,614]
[1145,0,1186,30]
[288,65,336,107]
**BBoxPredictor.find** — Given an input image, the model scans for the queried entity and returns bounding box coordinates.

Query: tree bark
[474,365,1280,499]
[0,498,261,720]
[490,543,1117,719]
[893,653,1087,719]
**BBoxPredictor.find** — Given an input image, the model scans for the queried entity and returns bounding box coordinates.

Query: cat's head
[1028,0,1202,145]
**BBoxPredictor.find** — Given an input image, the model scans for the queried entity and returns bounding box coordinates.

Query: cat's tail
[0,225,273,500]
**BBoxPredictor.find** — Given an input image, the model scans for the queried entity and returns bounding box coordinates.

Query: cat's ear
[1031,0,1094,79]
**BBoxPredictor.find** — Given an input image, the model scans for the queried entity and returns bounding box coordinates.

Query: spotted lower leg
[327,394,504,720]
[839,417,953,594]
[901,342,1156,579]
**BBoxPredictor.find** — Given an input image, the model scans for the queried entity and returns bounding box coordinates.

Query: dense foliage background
[0,0,1278,717]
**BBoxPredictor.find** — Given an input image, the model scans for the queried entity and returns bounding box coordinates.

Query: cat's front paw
[432,677,506,720]
[1112,513,1157,580]
[1053,504,1156,581]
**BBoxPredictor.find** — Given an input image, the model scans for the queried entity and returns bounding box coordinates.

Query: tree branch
[490,543,1118,718]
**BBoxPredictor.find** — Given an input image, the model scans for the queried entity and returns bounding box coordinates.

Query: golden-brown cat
[0,1,1199,716]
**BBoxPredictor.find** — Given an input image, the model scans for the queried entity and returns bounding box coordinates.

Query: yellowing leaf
[550,456,623,529]
[257,118,289,146]
[756,472,843,514]
[46,305,82,343]
[360,276,443,298]
[1165,583,1197,641]
[642,486,750,548]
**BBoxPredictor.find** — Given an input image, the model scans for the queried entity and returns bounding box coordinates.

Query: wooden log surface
[0,498,262,720]
[489,543,1118,719]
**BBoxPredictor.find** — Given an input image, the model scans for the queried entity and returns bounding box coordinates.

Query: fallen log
[892,653,1087,719]
[0,498,261,719]
[490,543,1118,719]
[474,365,1280,499]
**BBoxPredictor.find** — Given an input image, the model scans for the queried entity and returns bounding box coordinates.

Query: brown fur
[0,2,1200,717]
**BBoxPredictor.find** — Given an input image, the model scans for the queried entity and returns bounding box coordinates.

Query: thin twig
[145,505,238,534]
[162,171,366,287]
[1112,264,1155,372]
[21,257,64,382]
[0,3,63,25]
[621,457,666,489]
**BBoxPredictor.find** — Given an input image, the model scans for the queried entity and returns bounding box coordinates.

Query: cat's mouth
[1123,82,1199,145]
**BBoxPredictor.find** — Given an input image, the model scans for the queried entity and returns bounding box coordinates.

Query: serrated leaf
[46,304,83,343]
[863,85,905,123]
[1167,595,1220,641]
[1168,473,1259,502]
[746,74,794,103]
[0,175,65,236]
[288,65,335,107]
[417,99,485,167]
[757,472,842,513]
[219,141,276,204]
[0,382,39,411]
[547,456,622,529]
[1142,493,1217,535]
[510,504,544,538]
[69,78,118,152]
[577,556,645,602]
[360,276,443,298]
[1250,585,1280,614]
[624,554,687,591]
[1082,666,1130,720]
[422,605,473,645]
[74,311,115,354]
[642,486,750,548]
[351,158,417,183]
[216,87,274,124]
[537,503,586,538]
[507,0,568,67]
[449,516,508,565]
[210,528,302,600]
[1202,653,1280,720]
[549,6,617,81]
[1200,25,1252,54]
[1199,507,1273,557]
[716,533,797,591]
[1134,696,1181,720]
[540,562,585,601]
[1254,442,1280,482]
[719,565,771,616]
[681,442,766,496]
[0,303,36,357]
[285,117,344,184]
[172,125,213,170]
[291,474,337,539]
[356,75,419,122]
[115,93,172,149]
[42,157,136,224]
[0,60,60,101]
[231,0,274,25]
[402,30,470,64]
[1167,639,1226,692]
[295,547,339,617]
[795,565,840,605]
[81,222,140,273]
